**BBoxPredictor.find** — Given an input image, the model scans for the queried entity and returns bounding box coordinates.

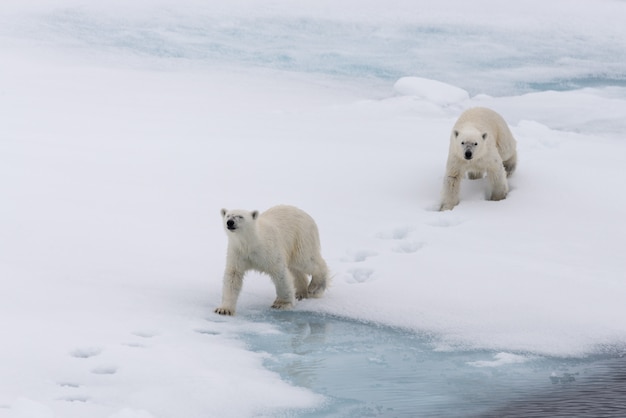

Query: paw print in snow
[346,268,374,284]
[376,226,413,240]
[393,241,425,254]
[341,249,378,263]
[70,347,102,359]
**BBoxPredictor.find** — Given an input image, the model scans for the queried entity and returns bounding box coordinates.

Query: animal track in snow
[341,249,378,263]
[58,395,89,403]
[91,366,117,375]
[123,330,159,348]
[123,342,147,348]
[376,226,414,240]
[58,382,81,388]
[70,347,102,359]
[392,241,425,254]
[426,217,464,228]
[347,268,374,284]
[56,382,89,404]
[132,331,158,338]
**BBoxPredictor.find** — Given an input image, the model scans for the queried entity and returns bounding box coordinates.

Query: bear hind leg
[291,268,309,300]
[307,257,329,298]
[503,152,517,177]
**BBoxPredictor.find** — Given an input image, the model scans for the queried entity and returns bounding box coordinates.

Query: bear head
[221,208,259,234]
[451,127,489,161]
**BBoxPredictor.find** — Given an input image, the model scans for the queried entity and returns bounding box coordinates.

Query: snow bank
[394,77,470,106]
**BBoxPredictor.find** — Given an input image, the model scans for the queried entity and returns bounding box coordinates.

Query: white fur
[215,205,329,316]
[439,107,517,211]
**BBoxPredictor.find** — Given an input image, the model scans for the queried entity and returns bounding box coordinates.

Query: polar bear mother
[215,205,329,316]
[439,107,517,211]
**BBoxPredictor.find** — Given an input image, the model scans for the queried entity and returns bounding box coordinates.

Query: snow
[467,353,533,368]
[1,0,626,417]
[393,77,470,106]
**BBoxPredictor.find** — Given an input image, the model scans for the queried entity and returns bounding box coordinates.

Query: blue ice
[35,9,626,96]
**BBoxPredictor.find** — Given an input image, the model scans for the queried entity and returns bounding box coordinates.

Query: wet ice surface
[244,311,626,417]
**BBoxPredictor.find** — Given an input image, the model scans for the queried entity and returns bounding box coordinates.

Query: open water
[244,311,625,417]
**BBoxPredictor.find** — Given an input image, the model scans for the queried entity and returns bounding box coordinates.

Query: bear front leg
[487,163,509,201]
[439,165,462,211]
[270,269,296,310]
[215,268,244,316]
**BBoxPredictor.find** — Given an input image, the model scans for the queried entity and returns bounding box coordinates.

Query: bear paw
[214,307,235,316]
[271,300,294,310]
[439,202,455,211]
[489,191,507,201]
[307,284,325,298]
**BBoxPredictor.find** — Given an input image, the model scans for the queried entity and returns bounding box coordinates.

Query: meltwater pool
[242,311,625,417]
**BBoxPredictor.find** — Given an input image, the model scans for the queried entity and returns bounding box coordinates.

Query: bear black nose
[464,151,473,160]
[226,219,235,228]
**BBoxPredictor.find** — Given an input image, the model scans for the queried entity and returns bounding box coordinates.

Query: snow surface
[1,0,626,417]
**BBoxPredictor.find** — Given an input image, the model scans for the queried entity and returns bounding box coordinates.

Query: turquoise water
[243,311,625,417]
[30,9,626,96]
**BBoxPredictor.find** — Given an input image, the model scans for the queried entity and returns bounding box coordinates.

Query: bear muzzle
[226,219,237,231]
[464,150,473,160]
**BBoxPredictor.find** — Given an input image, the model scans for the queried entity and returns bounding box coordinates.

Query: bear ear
[454,130,459,138]
[251,210,259,220]
[221,208,227,217]
[482,133,487,140]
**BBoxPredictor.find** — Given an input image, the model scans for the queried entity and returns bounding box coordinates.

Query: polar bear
[439,107,517,211]
[215,205,329,316]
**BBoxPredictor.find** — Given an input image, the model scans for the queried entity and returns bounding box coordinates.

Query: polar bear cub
[215,205,329,316]
[439,107,517,211]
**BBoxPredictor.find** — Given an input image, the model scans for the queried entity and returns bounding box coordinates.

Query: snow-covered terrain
[1,1,625,417]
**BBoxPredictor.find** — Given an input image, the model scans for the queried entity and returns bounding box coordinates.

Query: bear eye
[461,141,465,145]
[474,142,478,146]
